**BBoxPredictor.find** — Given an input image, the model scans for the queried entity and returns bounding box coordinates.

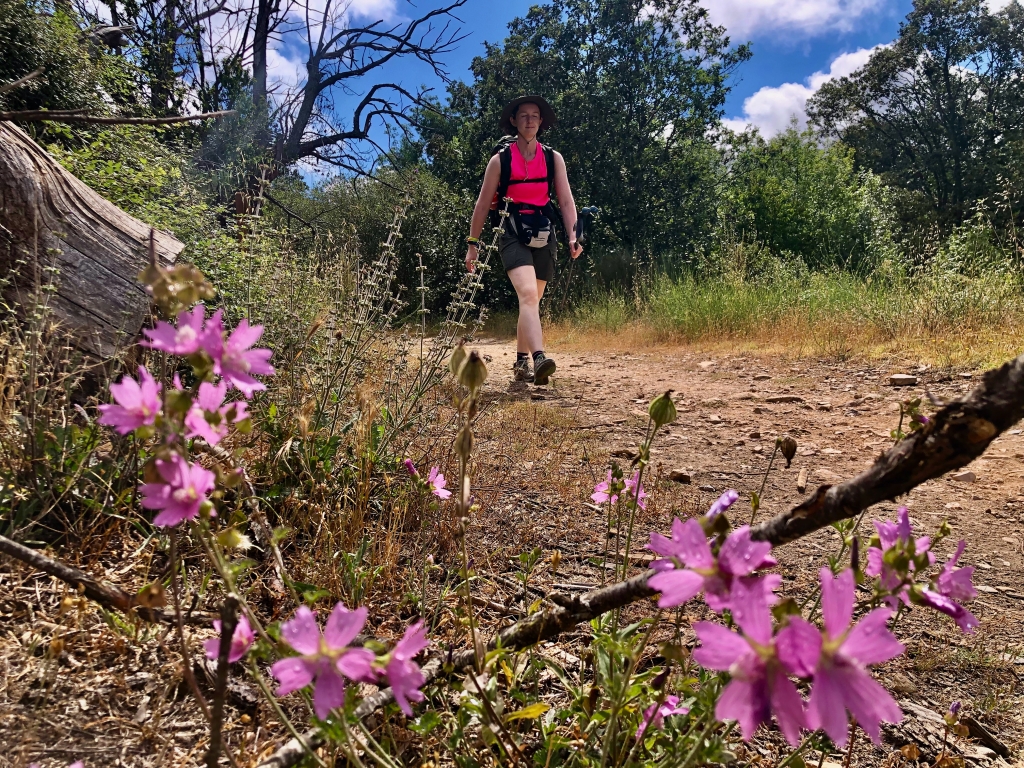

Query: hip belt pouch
[508,207,551,248]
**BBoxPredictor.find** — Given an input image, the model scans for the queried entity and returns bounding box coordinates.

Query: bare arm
[553,152,582,258]
[465,155,501,271]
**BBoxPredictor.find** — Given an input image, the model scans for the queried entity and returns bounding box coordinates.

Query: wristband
[466,236,481,247]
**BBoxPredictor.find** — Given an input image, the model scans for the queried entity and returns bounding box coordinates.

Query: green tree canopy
[808,0,1024,228]
[722,127,894,274]
[412,0,749,270]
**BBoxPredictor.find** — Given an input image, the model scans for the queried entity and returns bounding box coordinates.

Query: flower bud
[455,424,474,460]
[217,528,252,550]
[458,350,488,393]
[650,667,670,690]
[648,390,677,428]
[779,435,797,468]
[449,342,467,377]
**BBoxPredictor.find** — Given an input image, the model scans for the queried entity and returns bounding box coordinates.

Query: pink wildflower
[383,620,429,716]
[270,604,376,720]
[138,453,216,527]
[203,614,255,663]
[692,578,806,745]
[918,539,978,632]
[636,694,689,740]
[777,569,904,747]
[97,367,162,435]
[591,470,647,509]
[427,467,451,500]
[865,507,934,603]
[184,381,249,446]
[206,311,274,397]
[141,305,206,355]
[404,459,419,477]
[648,510,778,612]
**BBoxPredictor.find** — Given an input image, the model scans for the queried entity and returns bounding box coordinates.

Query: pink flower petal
[718,526,773,578]
[819,567,854,640]
[323,603,366,650]
[730,576,773,646]
[692,622,751,670]
[280,606,321,655]
[312,665,346,719]
[840,608,902,666]
[716,677,765,741]
[337,647,376,683]
[807,666,850,745]
[271,657,315,696]
[768,666,807,746]
[831,663,902,745]
[776,617,822,678]
[649,568,704,609]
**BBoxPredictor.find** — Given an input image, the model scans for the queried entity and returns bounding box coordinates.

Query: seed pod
[455,424,474,460]
[648,390,677,428]
[458,350,488,393]
[449,342,467,377]
[779,435,797,468]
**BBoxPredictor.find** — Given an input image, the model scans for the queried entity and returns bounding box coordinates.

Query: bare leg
[508,265,543,354]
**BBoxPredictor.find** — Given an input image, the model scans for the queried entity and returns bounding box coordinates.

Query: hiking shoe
[533,354,556,386]
[513,358,534,382]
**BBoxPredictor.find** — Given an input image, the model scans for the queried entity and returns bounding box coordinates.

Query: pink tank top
[507,142,550,207]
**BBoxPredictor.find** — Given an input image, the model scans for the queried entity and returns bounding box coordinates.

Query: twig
[169,531,211,721]
[207,595,239,768]
[0,533,209,625]
[0,109,236,124]
[0,67,44,96]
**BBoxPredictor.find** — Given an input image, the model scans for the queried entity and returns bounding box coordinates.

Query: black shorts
[499,232,556,282]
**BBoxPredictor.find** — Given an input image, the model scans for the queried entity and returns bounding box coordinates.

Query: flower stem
[751,442,780,525]
[777,733,816,768]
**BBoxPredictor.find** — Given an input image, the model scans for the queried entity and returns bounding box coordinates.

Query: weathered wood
[0,121,183,357]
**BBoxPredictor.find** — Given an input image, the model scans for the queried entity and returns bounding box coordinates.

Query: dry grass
[481,270,1024,369]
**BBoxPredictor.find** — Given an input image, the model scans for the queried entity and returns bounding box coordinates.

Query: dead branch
[0,67,45,96]
[0,533,209,625]
[0,109,236,125]
[258,349,1024,768]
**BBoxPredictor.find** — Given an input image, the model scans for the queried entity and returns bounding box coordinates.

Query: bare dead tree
[267,0,470,170]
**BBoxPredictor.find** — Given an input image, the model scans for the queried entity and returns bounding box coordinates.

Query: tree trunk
[0,122,183,358]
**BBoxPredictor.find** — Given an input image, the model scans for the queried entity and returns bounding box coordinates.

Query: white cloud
[722,46,881,136]
[984,0,1014,10]
[705,0,887,39]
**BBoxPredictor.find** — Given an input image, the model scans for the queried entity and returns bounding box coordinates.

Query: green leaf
[505,702,550,722]
[409,711,442,735]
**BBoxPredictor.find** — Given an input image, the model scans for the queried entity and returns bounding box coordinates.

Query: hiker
[464,95,583,385]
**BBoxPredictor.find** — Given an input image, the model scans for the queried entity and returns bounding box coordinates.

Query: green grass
[534,267,1024,367]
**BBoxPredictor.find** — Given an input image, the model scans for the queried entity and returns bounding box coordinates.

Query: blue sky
[324,0,920,139]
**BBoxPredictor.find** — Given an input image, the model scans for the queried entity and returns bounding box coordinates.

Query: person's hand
[569,240,583,260]
[465,246,478,272]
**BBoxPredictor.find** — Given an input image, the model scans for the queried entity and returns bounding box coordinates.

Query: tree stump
[0,122,183,358]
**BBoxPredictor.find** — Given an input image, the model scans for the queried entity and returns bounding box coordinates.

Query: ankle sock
[532,350,545,362]
[516,352,529,363]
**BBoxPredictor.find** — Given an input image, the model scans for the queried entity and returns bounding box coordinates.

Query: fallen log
[258,349,1024,768]
[0,121,183,357]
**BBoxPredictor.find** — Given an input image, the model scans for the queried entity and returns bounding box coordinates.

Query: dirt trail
[471,337,1024,762]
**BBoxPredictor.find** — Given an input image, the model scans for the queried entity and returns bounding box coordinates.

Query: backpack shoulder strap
[496,145,513,202]
[544,145,556,201]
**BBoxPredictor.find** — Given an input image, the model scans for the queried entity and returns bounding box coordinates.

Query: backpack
[488,136,565,245]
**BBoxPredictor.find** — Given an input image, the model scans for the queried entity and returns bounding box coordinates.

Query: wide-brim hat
[499,95,557,134]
